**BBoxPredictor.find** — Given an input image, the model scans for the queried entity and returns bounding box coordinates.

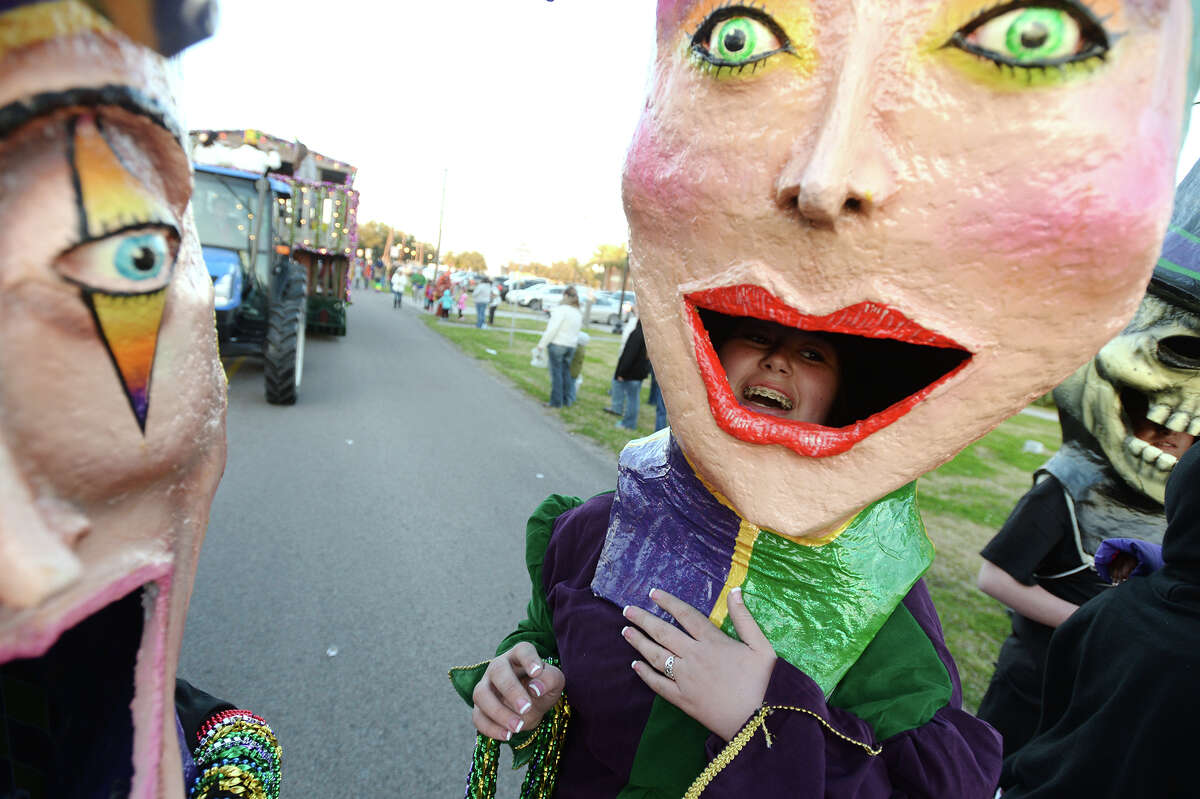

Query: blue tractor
[192,164,308,404]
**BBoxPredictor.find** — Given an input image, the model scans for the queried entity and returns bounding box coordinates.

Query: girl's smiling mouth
[686,285,973,457]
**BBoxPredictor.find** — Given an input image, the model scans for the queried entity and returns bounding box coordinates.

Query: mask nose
[775,15,896,228]
[0,440,83,610]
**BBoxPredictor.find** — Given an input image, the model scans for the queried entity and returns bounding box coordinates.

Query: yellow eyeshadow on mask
[934,44,1113,89]
[921,0,1126,49]
[0,1,111,59]
[680,0,817,80]
[73,115,173,240]
[917,0,1126,90]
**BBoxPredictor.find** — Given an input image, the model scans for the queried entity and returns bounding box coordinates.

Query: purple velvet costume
[542,494,1001,797]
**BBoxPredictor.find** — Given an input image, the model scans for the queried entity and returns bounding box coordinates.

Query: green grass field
[425,310,1054,711]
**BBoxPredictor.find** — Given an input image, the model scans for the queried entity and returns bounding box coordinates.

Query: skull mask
[1055,164,1200,506]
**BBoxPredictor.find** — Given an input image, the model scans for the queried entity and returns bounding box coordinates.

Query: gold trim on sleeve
[683,704,881,798]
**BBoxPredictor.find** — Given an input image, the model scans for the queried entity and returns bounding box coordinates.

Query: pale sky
[181,3,1200,268]
[180,1,657,269]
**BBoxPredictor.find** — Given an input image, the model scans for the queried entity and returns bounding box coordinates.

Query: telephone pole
[432,168,447,284]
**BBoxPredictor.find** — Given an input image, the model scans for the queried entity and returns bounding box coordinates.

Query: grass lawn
[425,312,1054,712]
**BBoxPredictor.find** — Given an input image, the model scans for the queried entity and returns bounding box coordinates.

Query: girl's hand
[623,587,776,741]
[471,642,565,741]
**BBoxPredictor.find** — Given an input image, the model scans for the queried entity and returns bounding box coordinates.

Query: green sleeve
[448,494,583,763]
[448,494,583,706]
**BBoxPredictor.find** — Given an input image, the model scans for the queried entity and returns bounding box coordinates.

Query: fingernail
[631,660,639,670]
[621,626,631,638]
[514,719,525,733]
[519,700,532,714]
[528,661,543,676]
[505,730,512,741]
[648,587,657,600]
[730,587,742,602]
[622,604,632,618]
[530,682,543,698]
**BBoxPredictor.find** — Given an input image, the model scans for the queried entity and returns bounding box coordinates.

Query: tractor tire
[265,270,307,405]
[530,299,542,312]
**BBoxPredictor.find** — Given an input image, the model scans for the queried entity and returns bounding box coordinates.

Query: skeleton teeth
[1166,411,1192,433]
[1190,417,1200,437]
[744,386,793,411]
[1157,452,1179,471]
[1147,403,1172,425]
[1127,437,1148,456]
[1141,442,1165,464]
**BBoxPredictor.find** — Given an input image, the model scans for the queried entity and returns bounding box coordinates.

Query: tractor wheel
[530,299,542,312]
[265,269,307,405]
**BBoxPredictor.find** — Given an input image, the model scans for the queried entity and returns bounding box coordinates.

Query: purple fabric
[176,712,198,790]
[545,495,1002,797]
[1094,537,1165,582]
[591,434,740,624]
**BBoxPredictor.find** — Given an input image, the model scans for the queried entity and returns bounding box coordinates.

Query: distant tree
[357,220,391,255]
[590,242,630,290]
[455,251,487,273]
[591,243,628,267]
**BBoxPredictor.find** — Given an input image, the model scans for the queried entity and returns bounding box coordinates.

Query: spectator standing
[605,316,650,430]
[391,268,407,309]
[472,278,493,328]
[457,287,468,319]
[999,444,1200,798]
[535,286,583,408]
[647,367,669,431]
[487,281,502,326]
[439,288,453,319]
[567,331,589,406]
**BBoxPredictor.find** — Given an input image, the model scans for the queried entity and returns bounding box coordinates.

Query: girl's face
[717,319,839,424]
[625,0,1193,537]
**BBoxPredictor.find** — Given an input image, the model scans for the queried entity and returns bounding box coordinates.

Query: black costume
[1000,444,1200,797]
[975,473,1112,756]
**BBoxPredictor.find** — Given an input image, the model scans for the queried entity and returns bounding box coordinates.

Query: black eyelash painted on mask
[944,0,1121,72]
[689,0,796,76]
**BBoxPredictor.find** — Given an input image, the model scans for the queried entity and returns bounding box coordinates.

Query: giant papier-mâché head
[625,0,1200,537]
[0,1,222,796]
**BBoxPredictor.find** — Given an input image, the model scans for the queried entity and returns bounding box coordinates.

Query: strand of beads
[190,709,282,799]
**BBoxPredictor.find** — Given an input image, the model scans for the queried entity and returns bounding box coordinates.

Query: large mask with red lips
[625,0,1199,537]
[0,2,225,797]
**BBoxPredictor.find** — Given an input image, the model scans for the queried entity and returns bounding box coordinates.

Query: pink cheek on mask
[952,157,1173,290]
[624,120,706,219]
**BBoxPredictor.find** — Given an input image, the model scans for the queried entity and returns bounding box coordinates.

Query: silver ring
[664,655,676,681]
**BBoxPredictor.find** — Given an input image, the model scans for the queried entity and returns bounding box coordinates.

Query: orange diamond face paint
[59,113,178,430]
[84,290,168,429]
[627,0,1195,538]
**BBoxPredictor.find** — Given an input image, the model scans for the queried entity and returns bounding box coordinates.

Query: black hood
[1161,444,1200,575]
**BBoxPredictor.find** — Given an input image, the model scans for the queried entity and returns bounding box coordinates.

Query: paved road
[179,290,619,795]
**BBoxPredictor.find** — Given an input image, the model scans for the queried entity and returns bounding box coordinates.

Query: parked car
[508,281,553,307]
[604,290,636,316]
[587,294,623,326]
[504,278,548,304]
[540,285,599,314]
[526,284,569,312]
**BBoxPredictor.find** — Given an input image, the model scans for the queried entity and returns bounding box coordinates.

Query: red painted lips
[686,285,971,457]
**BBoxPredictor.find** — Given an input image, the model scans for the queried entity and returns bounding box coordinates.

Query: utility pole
[432,168,447,285]
[616,256,630,331]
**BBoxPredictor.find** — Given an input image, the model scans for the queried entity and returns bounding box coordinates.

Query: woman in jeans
[535,286,583,407]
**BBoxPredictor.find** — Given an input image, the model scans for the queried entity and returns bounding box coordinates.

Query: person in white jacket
[536,286,583,407]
